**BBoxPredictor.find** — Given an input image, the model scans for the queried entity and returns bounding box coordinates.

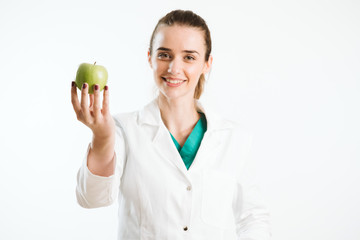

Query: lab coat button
[186,186,192,191]
[183,226,188,231]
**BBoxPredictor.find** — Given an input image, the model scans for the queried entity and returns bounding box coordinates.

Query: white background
[0,0,359,239]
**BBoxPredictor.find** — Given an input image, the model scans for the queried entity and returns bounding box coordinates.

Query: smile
[162,77,185,84]
[161,77,186,87]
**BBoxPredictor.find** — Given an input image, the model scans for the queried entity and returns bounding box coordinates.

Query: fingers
[102,85,110,116]
[71,81,109,126]
[93,84,101,120]
[80,83,91,122]
[71,81,81,114]
[89,93,94,108]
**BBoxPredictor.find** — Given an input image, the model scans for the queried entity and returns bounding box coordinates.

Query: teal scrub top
[169,112,207,170]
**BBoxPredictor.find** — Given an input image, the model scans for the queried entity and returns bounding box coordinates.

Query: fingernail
[72,81,75,87]
[83,83,86,89]
[105,85,108,91]
[95,85,99,90]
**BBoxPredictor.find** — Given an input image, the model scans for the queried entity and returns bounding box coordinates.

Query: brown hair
[149,9,212,99]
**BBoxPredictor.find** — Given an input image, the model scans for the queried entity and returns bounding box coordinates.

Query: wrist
[91,127,115,140]
[91,134,114,151]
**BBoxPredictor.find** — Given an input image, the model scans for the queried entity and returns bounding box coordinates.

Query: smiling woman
[148,11,212,101]
[148,24,211,102]
[72,9,271,240]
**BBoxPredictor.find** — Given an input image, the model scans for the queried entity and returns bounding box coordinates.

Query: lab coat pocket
[201,169,236,229]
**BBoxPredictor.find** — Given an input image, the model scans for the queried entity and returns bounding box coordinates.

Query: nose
[167,58,182,75]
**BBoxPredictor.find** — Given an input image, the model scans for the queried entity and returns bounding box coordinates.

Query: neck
[157,94,200,134]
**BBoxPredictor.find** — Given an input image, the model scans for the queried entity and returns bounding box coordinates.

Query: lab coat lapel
[138,99,188,174]
[188,100,233,170]
[152,124,189,174]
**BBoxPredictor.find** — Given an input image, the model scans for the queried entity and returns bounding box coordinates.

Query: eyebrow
[156,47,200,55]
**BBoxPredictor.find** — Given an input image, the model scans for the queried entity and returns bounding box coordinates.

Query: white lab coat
[76,98,271,240]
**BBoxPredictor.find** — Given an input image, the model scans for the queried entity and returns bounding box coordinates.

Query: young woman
[71,9,271,240]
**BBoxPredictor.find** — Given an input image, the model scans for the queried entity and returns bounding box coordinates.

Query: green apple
[75,62,108,94]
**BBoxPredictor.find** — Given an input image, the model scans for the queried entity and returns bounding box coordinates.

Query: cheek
[153,60,168,74]
[186,64,203,78]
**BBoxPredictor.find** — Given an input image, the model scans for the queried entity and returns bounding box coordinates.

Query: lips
[161,77,186,83]
[161,77,186,87]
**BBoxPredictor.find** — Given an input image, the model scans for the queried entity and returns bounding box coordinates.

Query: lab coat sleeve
[234,133,272,240]
[76,117,127,208]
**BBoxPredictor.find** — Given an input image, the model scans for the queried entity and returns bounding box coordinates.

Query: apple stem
[94,62,96,65]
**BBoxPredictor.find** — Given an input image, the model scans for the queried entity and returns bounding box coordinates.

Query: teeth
[164,78,184,84]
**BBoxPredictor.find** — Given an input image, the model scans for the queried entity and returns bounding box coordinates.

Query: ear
[147,50,153,69]
[202,55,213,74]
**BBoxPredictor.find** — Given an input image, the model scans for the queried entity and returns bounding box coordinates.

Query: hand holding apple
[71,61,115,140]
[71,75,115,177]
[75,62,108,94]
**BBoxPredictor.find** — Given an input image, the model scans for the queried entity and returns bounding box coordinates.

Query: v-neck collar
[169,112,207,170]
[135,98,234,175]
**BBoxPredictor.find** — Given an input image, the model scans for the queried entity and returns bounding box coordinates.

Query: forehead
[153,25,206,53]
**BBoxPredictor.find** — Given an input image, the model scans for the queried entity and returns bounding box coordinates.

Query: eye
[185,55,195,61]
[158,52,171,59]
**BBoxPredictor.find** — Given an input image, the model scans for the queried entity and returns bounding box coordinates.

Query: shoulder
[111,99,158,129]
[197,99,251,136]
[205,106,252,139]
[112,110,139,130]
[204,108,254,154]
[221,117,253,145]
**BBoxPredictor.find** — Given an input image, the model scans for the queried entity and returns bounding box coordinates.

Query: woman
[71,9,271,240]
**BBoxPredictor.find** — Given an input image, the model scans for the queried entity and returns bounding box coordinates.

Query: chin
[159,90,194,101]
